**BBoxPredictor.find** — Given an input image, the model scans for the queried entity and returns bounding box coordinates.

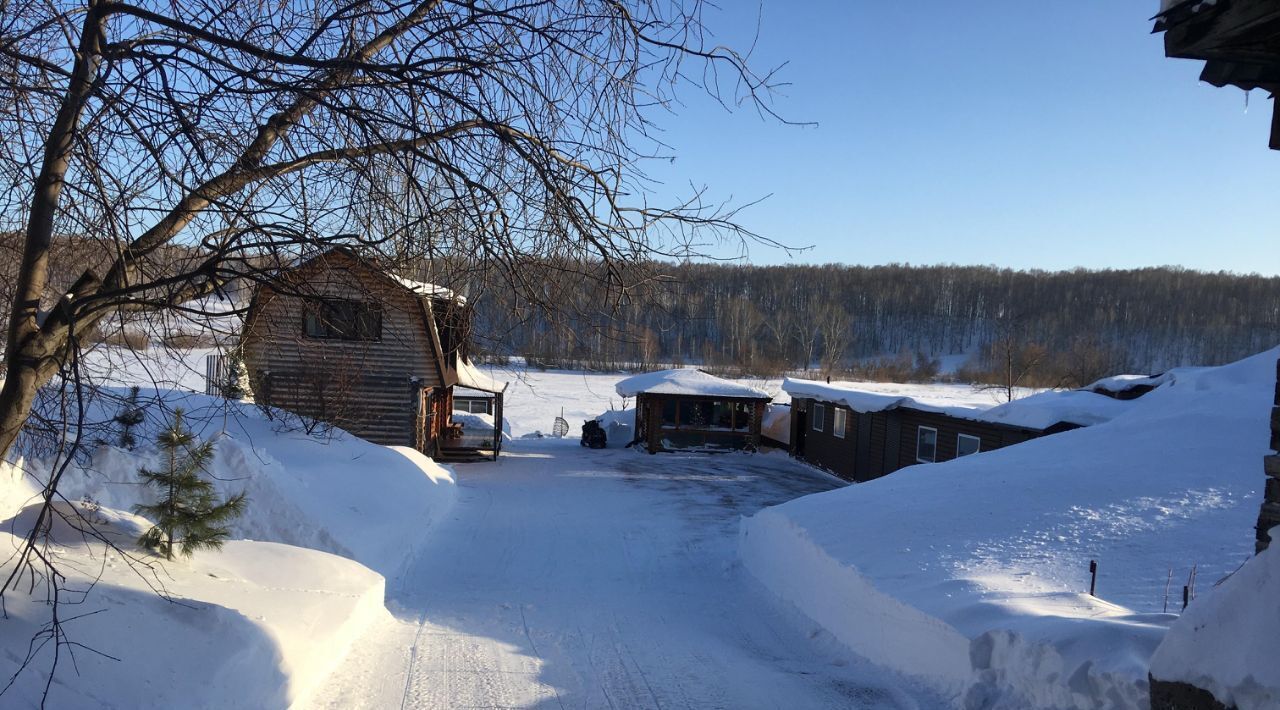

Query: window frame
[832,407,847,439]
[302,298,383,342]
[956,433,982,458]
[916,425,938,463]
[812,402,825,432]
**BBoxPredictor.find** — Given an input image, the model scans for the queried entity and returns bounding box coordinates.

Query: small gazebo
[616,369,771,453]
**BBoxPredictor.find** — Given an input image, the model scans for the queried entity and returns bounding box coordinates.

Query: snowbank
[595,408,636,447]
[0,387,460,706]
[0,484,390,708]
[1149,536,1280,710]
[49,389,457,578]
[743,348,1275,707]
[615,368,769,399]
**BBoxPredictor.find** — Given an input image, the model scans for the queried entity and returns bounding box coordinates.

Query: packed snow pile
[43,388,457,577]
[742,347,1275,708]
[0,468,392,708]
[0,387,459,706]
[595,408,636,447]
[615,368,769,399]
[1149,536,1280,710]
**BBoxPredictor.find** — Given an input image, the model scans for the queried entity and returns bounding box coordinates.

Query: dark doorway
[794,410,807,457]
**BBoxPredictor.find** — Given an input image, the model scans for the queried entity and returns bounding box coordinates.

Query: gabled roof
[615,368,770,399]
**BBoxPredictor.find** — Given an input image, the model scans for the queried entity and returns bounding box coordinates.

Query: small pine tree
[135,409,246,560]
[221,348,249,400]
[113,386,146,449]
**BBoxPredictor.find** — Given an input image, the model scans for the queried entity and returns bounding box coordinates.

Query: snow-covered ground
[6,345,1269,708]
[740,347,1276,708]
[304,441,947,709]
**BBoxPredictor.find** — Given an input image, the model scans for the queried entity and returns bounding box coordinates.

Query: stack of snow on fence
[740,347,1276,708]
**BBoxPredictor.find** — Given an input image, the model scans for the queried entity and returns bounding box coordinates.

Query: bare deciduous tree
[0,0,783,459]
[0,0,783,696]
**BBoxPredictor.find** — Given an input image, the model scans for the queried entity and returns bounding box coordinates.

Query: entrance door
[415,387,438,455]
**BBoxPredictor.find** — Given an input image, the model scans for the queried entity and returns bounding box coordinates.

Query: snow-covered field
[740,348,1276,708]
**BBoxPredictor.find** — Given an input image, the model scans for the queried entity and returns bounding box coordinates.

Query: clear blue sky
[646,1,1279,275]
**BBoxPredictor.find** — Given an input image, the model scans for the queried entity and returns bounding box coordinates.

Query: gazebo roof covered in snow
[615,369,769,400]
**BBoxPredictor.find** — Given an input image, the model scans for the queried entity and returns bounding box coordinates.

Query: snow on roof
[615,369,770,399]
[979,389,1133,430]
[782,377,994,420]
[389,275,465,304]
[456,358,506,394]
[784,377,1137,431]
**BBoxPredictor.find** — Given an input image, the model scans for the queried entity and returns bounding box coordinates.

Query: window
[812,403,825,432]
[303,299,382,341]
[957,433,981,457]
[678,400,712,428]
[661,399,678,426]
[833,408,848,439]
[916,426,938,463]
[454,399,490,414]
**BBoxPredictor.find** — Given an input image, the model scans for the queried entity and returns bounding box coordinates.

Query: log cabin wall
[1258,357,1280,552]
[241,251,444,447]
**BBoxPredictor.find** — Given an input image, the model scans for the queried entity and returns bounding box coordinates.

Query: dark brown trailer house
[784,378,1134,482]
[240,247,505,461]
[616,369,771,453]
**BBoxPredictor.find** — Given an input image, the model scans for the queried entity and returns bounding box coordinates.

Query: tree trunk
[0,3,105,461]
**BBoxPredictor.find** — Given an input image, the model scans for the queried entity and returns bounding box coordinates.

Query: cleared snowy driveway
[306,442,943,709]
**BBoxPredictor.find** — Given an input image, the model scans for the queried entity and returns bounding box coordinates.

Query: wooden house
[615,369,771,453]
[240,247,505,462]
[1154,0,1280,149]
[784,379,1134,482]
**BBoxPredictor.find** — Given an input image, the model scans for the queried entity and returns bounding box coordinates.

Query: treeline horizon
[468,261,1280,385]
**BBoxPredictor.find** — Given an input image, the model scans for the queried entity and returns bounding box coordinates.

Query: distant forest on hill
[470,262,1280,385]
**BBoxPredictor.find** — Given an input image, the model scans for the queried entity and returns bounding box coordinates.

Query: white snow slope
[0,389,457,708]
[740,347,1275,709]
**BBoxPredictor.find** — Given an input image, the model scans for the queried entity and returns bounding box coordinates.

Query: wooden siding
[634,392,766,453]
[790,397,1043,482]
[241,251,444,447]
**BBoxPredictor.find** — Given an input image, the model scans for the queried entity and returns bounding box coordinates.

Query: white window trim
[833,408,847,439]
[957,433,981,457]
[916,426,938,463]
[812,403,825,432]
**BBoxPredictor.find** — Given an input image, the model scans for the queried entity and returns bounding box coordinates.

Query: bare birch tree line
[464,261,1280,382]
